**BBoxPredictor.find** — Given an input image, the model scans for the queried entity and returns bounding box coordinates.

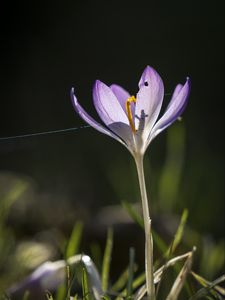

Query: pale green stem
[134,154,155,300]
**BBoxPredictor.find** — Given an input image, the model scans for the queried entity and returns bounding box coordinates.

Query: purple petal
[135,66,164,139]
[93,80,129,126]
[93,80,136,146]
[110,84,131,112]
[110,84,136,122]
[70,88,126,146]
[167,84,183,110]
[149,77,191,142]
[108,122,135,150]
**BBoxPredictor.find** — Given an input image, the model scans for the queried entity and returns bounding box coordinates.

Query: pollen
[126,96,136,133]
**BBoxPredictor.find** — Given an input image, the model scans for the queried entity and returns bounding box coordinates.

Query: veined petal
[167,84,183,109]
[110,84,131,113]
[108,122,136,152]
[110,84,136,122]
[93,80,136,144]
[93,80,129,126]
[135,66,164,140]
[70,88,126,146]
[149,77,191,143]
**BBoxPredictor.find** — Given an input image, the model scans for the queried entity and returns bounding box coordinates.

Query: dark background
[0,0,224,279]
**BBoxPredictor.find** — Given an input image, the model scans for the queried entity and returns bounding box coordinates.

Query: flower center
[126,96,136,133]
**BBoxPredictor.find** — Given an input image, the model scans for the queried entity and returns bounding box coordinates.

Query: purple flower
[71,66,190,157]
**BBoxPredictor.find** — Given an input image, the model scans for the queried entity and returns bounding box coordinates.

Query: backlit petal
[93,80,129,126]
[110,84,131,114]
[149,78,191,143]
[135,66,164,140]
[70,88,126,146]
[108,122,135,152]
[92,80,136,146]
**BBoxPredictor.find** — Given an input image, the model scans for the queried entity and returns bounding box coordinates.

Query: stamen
[126,96,136,133]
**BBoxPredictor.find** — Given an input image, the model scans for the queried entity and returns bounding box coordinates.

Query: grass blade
[111,268,129,292]
[165,209,188,258]
[152,230,168,256]
[66,221,83,259]
[82,267,91,300]
[126,247,135,298]
[46,291,54,299]
[101,228,113,293]
[134,284,146,300]
[158,122,185,211]
[188,274,225,300]
[55,285,67,300]
[165,248,194,300]
[22,291,30,300]
[122,201,144,229]
[122,200,168,256]
[119,272,146,299]
[134,250,194,299]
[0,180,28,223]
[191,272,225,298]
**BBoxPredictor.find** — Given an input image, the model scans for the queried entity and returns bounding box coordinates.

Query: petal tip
[70,87,79,110]
[144,65,158,75]
[139,65,163,89]
[185,77,191,94]
[95,79,103,87]
[94,79,106,93]
[186,77,191,85]
[70,87,75,97]
[142,65,154,77]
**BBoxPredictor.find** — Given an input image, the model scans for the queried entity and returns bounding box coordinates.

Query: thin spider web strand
[0,93,172,142]
[0,125,91,141]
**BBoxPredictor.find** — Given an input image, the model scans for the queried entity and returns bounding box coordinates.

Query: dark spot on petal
[144,81,148,86]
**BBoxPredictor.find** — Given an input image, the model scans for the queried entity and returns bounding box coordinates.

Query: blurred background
[0,0,224,296]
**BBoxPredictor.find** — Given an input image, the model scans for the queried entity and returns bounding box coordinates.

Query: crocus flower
[71,66,190,158]
[7,255,102,300]
[71,66,190,299]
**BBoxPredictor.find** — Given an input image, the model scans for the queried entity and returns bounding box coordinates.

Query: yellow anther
[126,96,136,133]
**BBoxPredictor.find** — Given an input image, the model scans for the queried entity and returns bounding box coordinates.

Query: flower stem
[134,154,155,300]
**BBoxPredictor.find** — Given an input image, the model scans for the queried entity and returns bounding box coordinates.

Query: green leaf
[66,221,83,259]
[90,242,102,272]
[152,229,168,255]
[122,200,169,258]
[0,293,11,300]
[132,272,145,290]
[45,291,54,300]
[119,272,146,298]
[111,268,129,292]
[165,249,193,300]
[101,228,113,293]
[200,240,225,279]
[82,267,91,300]
[126,247,135,298]
[135,251,195,300]
[122,201,144,229]
[55,285,67,300]
[0,180,28,224]
[22,291,30,300]
[66,265,72,300]
[188,274,225,300]
[191,272,225,299]
[165,209,188,258]
[158,123,185,211]
[172,209,188,253]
